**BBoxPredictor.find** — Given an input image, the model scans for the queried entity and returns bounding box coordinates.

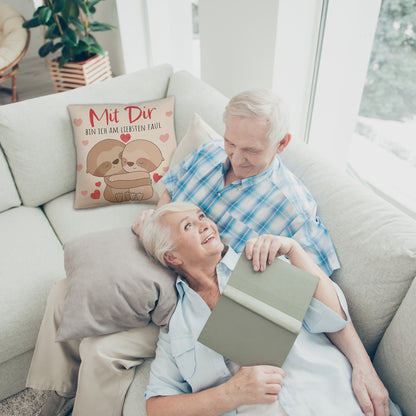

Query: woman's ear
[164,252,183,266]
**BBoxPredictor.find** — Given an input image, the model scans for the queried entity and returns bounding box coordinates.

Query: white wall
[198,0,323,144]
[199,0,280,98]
[146,0,194,72]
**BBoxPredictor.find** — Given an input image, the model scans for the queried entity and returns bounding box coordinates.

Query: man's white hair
[223,89,290,145]
[140,202,200,267]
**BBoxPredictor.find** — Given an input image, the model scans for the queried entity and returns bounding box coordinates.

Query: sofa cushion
[280,141,416,356]
[0,145,20,213]
[0,206,65,364]
[56,227,177,341]
[0,64,173,207]
[373,277,416,416]
[68,97,176,209]
[123,358,153,416]
[170,113,222,168]
[43,191,153,244]
[166,71,228,143]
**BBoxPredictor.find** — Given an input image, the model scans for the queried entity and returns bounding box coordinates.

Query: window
[347,0,416,218]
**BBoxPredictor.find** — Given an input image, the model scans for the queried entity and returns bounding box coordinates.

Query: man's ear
[276,133,291,154]
[164,252,183,266]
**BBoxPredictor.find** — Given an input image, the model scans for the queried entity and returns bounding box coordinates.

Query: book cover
[198,255,319,367]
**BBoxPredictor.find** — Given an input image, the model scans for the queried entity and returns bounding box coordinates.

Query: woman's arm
[147,365,284,416]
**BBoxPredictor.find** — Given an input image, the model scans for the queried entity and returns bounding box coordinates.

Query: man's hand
[245,235,296,272]
[131,209,156,236]
[225,365,284,408]
[352,364,390,416]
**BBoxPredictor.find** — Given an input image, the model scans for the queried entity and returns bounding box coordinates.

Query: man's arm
[327,323,390,416]
[245,235,390,416]
[245,235,345,318]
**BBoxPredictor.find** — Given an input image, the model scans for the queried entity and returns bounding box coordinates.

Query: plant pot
[47,52,112,93]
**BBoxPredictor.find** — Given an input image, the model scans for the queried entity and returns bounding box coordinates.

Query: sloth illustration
[86,139,128,203]
[108,139,164,201]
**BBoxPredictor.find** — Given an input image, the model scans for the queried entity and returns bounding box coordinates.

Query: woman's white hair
[140,201,200,267]
[223,89,290,146]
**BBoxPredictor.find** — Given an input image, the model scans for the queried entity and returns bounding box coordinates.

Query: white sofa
[0,64,415,416]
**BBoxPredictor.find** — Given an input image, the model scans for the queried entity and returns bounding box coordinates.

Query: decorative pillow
[170,113,223,167]
[56,227,178,342]
[68,96,176,209]
[154,113,222,196]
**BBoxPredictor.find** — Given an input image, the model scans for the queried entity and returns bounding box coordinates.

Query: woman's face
[163,209,224,266]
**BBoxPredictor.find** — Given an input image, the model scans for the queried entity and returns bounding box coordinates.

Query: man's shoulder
[198,139,224,154]
[268,158,316,210]
[189,139,225,164]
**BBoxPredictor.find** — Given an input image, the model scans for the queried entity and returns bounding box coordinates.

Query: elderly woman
[140,202,401,416]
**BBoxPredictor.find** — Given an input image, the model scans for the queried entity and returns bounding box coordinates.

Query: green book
[198,255,319,367]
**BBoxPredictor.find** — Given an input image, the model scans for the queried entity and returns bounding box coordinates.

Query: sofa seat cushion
[0,64,173,208]
[280,141,416,356]
[0,145,20,212]
[43,192,155,244]
[0,206,65,364]
[123,358,153,416]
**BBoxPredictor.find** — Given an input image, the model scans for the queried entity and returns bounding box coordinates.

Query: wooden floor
[0,56,56,105]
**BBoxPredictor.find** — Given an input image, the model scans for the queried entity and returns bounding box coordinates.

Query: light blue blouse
[145,248,399,415]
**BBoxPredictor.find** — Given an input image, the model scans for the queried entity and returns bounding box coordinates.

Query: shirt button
[217,192,222,197]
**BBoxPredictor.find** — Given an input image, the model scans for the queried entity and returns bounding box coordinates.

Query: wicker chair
[0,2,30,103]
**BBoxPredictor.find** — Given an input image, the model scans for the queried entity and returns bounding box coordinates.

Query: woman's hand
[225,365,284,407]
[245,235,297,271]
[132,209,156,236]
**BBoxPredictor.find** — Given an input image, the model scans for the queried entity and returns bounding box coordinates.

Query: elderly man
[135,90,338,276]
[28,90,388,416]
[133,89,389,415]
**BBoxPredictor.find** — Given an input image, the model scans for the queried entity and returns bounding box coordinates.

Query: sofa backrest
[281,141,416,356]
[0,64,173,207]
[167,70,229,143]
[0,144,21,213]
[281,140,416,413]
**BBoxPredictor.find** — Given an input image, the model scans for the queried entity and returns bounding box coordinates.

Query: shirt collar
[175,246,240,295]
[221,156,280,187]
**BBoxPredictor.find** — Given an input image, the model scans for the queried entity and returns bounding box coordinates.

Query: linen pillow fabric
[56,227,178,342]
[154,113,222,196]
[68,96,176,209]
[170,113,223,168]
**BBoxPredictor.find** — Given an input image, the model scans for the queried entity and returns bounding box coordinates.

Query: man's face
[163,209,224,267]
[224,116,279,179]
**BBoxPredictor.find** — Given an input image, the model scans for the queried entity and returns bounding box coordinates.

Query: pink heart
[76,164,83,171]
[81,190,88,196]
[163,166,169,172]
[90,190,101,199]
[82,140,89,146]
[120,134,131,143]
[159,133,169,142]
[165,111,173,117]
[153,173,162,183]
[73,118,83,127]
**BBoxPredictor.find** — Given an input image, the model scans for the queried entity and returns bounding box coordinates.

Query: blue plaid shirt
[163,140,340,275]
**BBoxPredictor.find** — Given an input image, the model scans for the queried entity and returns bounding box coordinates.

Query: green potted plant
[23,0,116,92]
